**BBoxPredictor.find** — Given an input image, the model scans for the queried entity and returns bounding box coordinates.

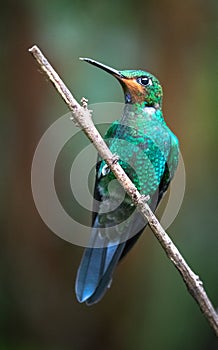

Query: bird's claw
[111,154,119,164]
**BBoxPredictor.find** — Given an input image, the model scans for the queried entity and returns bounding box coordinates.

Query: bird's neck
[121,102,165,127]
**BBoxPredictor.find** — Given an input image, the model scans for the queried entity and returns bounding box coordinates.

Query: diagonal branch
[29,45,218,336]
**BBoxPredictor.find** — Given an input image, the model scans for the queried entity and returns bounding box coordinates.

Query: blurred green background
[1,0,218,349]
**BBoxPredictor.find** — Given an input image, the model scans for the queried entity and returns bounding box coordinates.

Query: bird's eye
[137,77,152,86]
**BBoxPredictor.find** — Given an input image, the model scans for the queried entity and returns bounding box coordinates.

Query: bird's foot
[101,154,119,176]
[110,153,119,164]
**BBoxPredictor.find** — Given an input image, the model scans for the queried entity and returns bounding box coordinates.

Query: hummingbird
[75,58,179,305]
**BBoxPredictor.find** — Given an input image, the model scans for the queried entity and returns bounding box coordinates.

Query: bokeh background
[1,0,218,349]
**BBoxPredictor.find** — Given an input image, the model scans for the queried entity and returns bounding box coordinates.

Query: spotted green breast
[97,104,178,204]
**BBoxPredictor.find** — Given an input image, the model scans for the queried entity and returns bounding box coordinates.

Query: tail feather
[75,231,126,304]
[75,212,147,305]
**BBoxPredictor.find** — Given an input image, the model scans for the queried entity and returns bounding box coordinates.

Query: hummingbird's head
[80,58,163,108]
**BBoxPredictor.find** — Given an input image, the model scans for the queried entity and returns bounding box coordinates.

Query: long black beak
[80,57,124,79]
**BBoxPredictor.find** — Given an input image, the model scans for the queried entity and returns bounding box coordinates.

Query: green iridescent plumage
[100,107,169,196]
[75,58,179,305]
